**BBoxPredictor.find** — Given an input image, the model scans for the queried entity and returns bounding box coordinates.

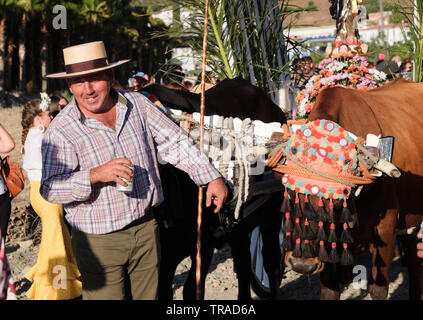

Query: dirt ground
[0,103,415,300]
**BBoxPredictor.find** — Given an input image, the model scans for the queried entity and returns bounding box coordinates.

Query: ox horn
[373,159,401,178]
[356,143,401,178]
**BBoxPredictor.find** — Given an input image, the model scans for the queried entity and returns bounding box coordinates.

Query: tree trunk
[5,15,15,91]
[19,12,27,93]
[0,16,5,91]
[40,22,47,92]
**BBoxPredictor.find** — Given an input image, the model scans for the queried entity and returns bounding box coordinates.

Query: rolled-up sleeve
[142,100,221,186]
[40,130,92,204]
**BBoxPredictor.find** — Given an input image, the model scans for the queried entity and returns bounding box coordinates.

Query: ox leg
[320,264,341,300]
[228,225,252,300]
[368,212,397,300]
[260,210,283,299]
[158,222,193,300]
[397,234,423,300]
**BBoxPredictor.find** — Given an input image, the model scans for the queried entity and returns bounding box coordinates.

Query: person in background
[0,227,16,300]
[376,53,385,67]
[391,55,402,69]
[21,94,82,300]
[290,56,316,88]
[0,123,15,241]
[162,64,185,87]
[0,122,16,300]
[401,59,413,73]
[183,80,193,91]
[49,94,69,118]
[192,71,218,93]
[417,229,423,258]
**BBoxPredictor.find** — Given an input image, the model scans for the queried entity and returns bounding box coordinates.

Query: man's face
[67,70,114,114]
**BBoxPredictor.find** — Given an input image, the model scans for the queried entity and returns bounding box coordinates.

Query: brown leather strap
[65,58,108,74]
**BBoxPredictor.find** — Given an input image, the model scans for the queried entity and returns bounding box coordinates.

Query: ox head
[272,119,366,275]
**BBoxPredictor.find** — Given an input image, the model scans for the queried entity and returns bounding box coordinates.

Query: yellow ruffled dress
[24,181,82,300]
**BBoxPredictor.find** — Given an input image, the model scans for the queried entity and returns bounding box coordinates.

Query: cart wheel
[249,219,284,299]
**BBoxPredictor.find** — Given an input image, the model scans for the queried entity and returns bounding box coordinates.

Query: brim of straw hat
[45,59,131,79]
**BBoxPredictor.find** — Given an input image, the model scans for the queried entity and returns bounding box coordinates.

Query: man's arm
[40,130,92,204]
[141,96,228,211]
[0,123,15,153]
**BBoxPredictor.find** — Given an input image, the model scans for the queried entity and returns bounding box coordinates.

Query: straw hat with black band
[45,41,130,79]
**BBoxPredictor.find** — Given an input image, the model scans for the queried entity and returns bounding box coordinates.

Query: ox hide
[143,76,287,124]
[306,78,423,299]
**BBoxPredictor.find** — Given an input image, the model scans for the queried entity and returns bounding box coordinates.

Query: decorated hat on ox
[282,119,358,200]
[275,119,361,266]
[45,41,130,79]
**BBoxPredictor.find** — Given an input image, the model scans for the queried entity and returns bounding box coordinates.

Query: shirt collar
[69,89,129,129]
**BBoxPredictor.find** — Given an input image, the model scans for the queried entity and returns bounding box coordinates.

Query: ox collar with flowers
[271,119,373,266]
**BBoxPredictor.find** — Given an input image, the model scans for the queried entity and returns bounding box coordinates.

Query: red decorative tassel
[340,243,354,265]
[302,239,315,258]
[317,199,330,222]
[329,199,335,224]
[328,242,339,263]
[293,193,303,219]
[316,221,327,242]
[328,223,337,243]
[293,238,302,257]
[349,196,360,228]
[309,219,318,235]
[293,218,303,240]
[318,240,329,262]
[280,191,292,213]
[283,212,293,233]
[340,223,354,244]
[340,199,353,223]
[302,218,315,240]
[282,232,293,251]
[304,194,317,220]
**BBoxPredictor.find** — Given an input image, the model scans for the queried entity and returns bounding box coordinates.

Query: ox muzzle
[285,251,325,275]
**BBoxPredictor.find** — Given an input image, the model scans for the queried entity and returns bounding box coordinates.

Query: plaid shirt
[40,90,220,234]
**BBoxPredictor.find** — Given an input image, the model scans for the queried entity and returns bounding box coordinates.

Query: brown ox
[284,78,423,300]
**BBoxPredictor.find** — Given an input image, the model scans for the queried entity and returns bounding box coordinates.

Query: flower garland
[295,55,390,118]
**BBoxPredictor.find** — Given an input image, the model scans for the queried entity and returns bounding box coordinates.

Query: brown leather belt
[122,208,154,230]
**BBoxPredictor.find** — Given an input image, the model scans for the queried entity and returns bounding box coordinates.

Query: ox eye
[344,159,351,165]
[291,147,297,155]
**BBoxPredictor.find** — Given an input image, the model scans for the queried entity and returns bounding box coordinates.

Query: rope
[171,114,198,124]
[273,152,374,188]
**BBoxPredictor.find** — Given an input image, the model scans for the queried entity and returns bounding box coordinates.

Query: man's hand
[206,177,228,213]
[417,229,423,259]
[90,158,133,186]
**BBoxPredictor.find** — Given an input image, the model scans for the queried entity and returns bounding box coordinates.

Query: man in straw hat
[40,41,228,300]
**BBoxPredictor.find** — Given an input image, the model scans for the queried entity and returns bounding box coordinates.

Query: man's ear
[108,70,115,85]
[66,80,73,94]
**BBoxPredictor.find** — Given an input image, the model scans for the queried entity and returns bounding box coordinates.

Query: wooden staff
[196,0,210,300]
